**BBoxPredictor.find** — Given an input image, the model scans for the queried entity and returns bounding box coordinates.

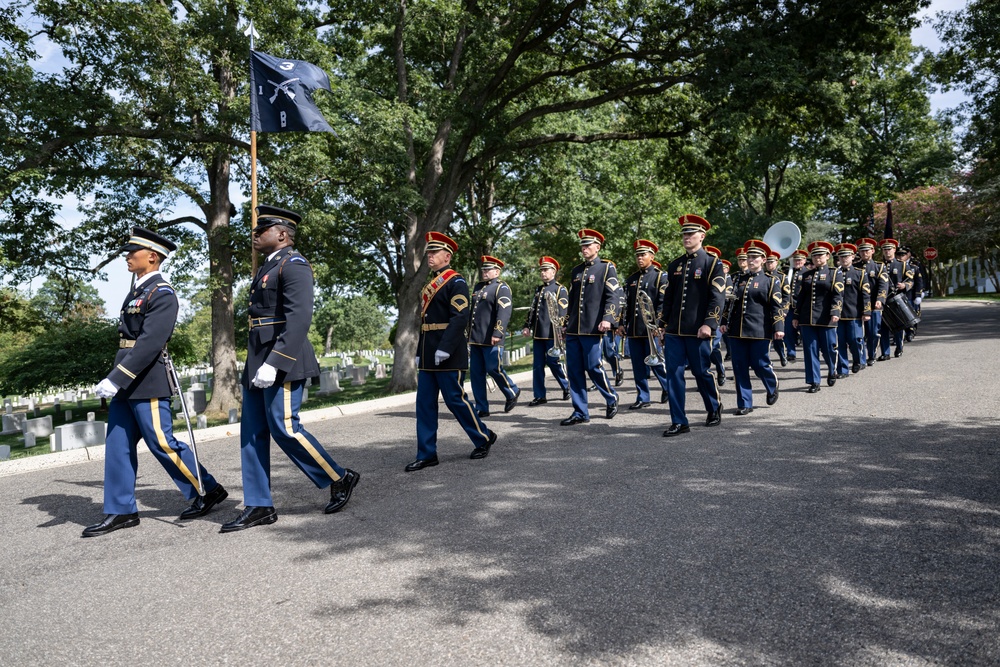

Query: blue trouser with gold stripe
[729,338,777,409]
[416,370,490,461]
[240,381,345,507]
[104,395,219,514]
[800,325,837,385]
[469,344,519,413]
[662,334,720,425]
[531,339,568,399]
[864,310,882,363]
[628,337,670,403]
[566,334,617,419]
[837,319,863,374]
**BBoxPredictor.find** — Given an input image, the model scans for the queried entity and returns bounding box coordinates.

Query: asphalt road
[2,299,998,666]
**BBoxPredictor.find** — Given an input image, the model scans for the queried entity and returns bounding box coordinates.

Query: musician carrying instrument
[544,290,566,359]
[637,290,665,367]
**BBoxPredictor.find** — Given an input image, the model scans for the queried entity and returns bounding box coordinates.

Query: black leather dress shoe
[827,374,837,387]
[325,469,360,514]
[766,385,779,406]
[867,359,875,367]
[876,354,890,362]
[504,388,521,413]
[705,409,722,427]
[179,483,229,520]
[735,407,754,416]
[615,370,624,387]
[660,390,669,404]
[779,355,787,367]
[852,363,861,374]
[404,456,439,472]
[82,513,139,538]
[562,388,570,400]
[606,400,618,419]
[787,355,796,363]
[663,423,690,437]
[560,414,590,426]
[477,410,490,418]
[807,384,821,393]
[528,397,547,407]
[220,506,277,533]
[894,346,903,357]
[716,370,726,386]
[836,373,849,380]
[723,352,731,362]
[470,430,497,459]
[629,400,651,410]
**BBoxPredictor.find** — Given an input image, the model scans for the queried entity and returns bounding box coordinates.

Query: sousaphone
[762,220,802,260]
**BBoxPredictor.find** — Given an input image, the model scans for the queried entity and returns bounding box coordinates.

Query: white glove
[913,296,922,306]
[95,378,119,399]
[434,350,450,366]
[252,362,278,388]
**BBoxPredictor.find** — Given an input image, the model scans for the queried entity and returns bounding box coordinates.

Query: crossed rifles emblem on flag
[267,78,300,103]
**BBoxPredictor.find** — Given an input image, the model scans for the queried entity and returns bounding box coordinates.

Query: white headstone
[24,432,36,448]
[375,363,387,379]
[23,415,54,439]
[63,390,76,402]
[1,412,26,435]
[196,415,207,429]
[4,400,12,414]
[350,366,367,386]
[51,421,107,452]
[64,410,73,421]
[188,388,207,414]
[190,382,205,391]
[228,408,239,424]
[0,445,9,461]
[87,412,96,421]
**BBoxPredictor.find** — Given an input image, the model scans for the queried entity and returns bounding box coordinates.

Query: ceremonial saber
[162,349,205,496]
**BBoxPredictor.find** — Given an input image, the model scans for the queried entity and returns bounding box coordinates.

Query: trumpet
[636,290,664,368]
[544,290,565,359]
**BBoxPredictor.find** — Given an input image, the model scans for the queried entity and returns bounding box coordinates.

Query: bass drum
[882,293,920,332]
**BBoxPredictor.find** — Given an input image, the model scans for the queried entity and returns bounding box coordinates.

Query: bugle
[544,291,566,359]
[636,290,665,367]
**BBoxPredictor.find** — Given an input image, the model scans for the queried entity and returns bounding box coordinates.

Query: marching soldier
[833,243,871,377]
[877,238,915,360]
[521,256,570,405]
[620,239,670,409]
[764,249,790,366]
[781,249,808,363]
[719,240,784,414]
[86,228,228,537]
[705,245,728,385]
[560,228,625,425]
[792,240,843,393]
[223,206,359,532]
[405,231,496,471]
[897,246,923,341]
[659,215,726,436]
[854,238,887,366]
[469,255,520,417]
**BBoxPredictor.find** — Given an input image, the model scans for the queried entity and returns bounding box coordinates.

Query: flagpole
[246,19,260,275]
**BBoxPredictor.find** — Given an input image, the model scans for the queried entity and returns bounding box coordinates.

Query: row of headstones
[503,346,529,365]
[947,255,999,293]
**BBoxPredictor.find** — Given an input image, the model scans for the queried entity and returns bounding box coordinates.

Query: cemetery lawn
[1,344,535,462]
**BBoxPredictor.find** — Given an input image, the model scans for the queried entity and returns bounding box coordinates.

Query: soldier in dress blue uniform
[405,231,496,471]
[897,246,923,341]
[792,240,843,393]
[719,239,784,415]
[764,250,790,367]
[854,238,887,367]
[521,256,570,405]
[560,228,625,425]
[704,246,728,385]
[620,239,670,409]
[877,238,915,360]
[469,255,521,416]
[222,206,359,532]
[833,243,871,377]
[85,228,228,537]
[781,249,808,363]
[659,215,727,437]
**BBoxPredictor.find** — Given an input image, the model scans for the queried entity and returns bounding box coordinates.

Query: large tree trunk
[204,152,240,418]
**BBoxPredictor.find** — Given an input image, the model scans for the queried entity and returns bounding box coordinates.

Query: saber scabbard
[162,349,205,496]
